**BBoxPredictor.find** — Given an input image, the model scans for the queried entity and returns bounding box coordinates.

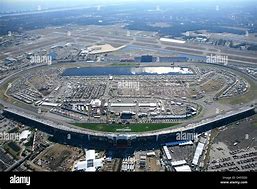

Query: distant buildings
[4,57,17,66]
[160,37,186,44]
[192,140,206,166]
[120,111,136,119]
[90,99,101,108]
[174,165,191,172]
[140,55,153,62]
[48,51,57,61]
[125,55,188,63]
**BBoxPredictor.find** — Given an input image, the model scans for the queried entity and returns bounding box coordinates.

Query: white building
[192,142,205,165]
[174,165,191,172]
[19,130,31,141]
[73,149,103,172]
[90,99,101,108]
[160,37,186,44]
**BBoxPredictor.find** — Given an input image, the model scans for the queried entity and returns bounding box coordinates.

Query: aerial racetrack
[0,61,256,136]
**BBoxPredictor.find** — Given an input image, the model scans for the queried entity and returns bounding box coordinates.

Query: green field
[219,71,257,105]
[111,62,140,67]
[72,122,179,133]
[0,103,4,110]
[0,76,39,111]
[0,76,17,100]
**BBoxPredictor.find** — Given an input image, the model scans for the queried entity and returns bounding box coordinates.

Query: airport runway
[1,26,257,65]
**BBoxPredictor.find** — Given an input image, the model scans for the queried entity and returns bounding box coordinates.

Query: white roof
[94,158,104,168]
[163,146,172,160]
[174,165,191,172]
[90,99,101,107]
[80,49,89,54]
[160,37,186,44]
[138,103,157,107]
[121,111,135,114]
[41,102,59,107]
[86,44,125,54]
[75,160,87,170]
[91,99,101,103]
[146,152,156,156]
[192,142,204,165]
[86,150,95,161]
[171,160,187,167]
[19,130,31,140]
[86,167,96,172]
[74,150,102,172]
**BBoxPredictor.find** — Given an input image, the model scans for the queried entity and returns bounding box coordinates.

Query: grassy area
[0,76,29,108]
[0,76,38,111]
[0,76,17,100]
[194,104,203,119]
[111,62,140,67]
[0,103,4,110]
[72,122,179,133]
[219,72,257,105]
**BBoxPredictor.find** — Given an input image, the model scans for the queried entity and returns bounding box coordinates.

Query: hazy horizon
[1,0,256,12]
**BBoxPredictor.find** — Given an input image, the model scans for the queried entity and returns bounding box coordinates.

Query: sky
[0,0,255,12]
